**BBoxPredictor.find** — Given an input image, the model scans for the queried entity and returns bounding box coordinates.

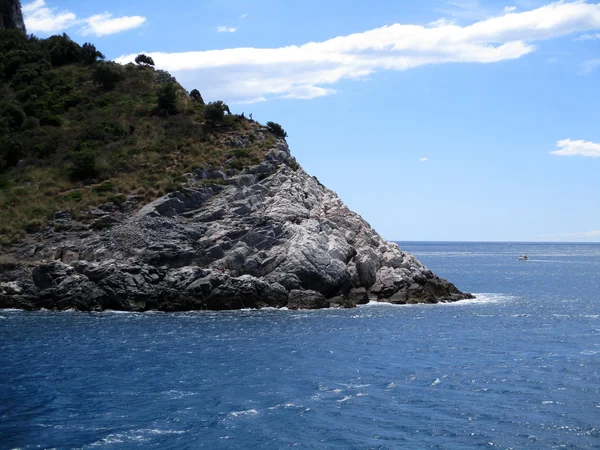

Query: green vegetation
[267,121,288,138]
[134,54,155,67]
[0,30,284,244]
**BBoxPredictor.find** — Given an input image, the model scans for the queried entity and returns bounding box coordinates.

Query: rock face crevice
[0,136,473,311]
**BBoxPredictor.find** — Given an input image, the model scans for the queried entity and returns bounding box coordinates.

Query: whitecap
[336,396,352,403]
[228,409,259,418]
[431,378,441,386]
[386,382,396,389]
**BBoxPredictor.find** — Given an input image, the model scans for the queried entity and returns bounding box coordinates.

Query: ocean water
[1,242,599,449]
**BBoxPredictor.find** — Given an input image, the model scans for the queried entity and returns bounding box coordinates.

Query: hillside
[0,30,285,245]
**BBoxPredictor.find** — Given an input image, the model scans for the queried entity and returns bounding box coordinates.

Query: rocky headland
[0,15,472,311]
[0,126,473,311]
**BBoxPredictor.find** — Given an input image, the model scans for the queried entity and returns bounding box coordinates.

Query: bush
[44,34,82,67]
[70,149,98,180]
[92,61,125,90]
[0,102,26,131]
[204,101,230,128]
[156,82,178,115]
[189,89,204,104]
[0,136,23,171]
[93,181,115,193]
[63,190,83,202]
[266,121,287,138]
[39,114,62,127]
[81,43,104,65]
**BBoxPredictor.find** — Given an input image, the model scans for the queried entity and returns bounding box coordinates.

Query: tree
[204,101,230,128]
[266,121,287,138]
[135,54,155,67]
[189,89,204,104]
[44,34,81,67]
[81,43,104,65]
[92,61,125,90]
[156,82,178,115]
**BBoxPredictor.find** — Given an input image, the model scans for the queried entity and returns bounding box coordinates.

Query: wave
[361,293,514,308]
[228,409,259,418]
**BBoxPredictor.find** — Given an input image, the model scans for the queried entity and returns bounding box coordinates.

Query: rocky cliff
[0,125,473,311]
[0,0,26,35]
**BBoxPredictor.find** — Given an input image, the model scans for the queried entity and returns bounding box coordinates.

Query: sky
[21,0,600,242]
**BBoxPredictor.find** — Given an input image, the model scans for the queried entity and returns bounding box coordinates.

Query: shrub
[266,121,287,138]
[109,194,126,206]
[92,61,125,90]
[0,102,26,131]
[189,89,204,104]
[156,82,178,115]
[81,43,104,65]
[0,136,23,171]
[39,114,62,127]
[204,101,230,128]
[70,149,98,180]
[93,181,115,193]
[63,190,83,202]
[44,34,82,67]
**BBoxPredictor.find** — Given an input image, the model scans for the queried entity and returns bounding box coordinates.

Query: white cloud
[116,1,600,102]
[579,58,600,75]
[80,13,146,37]
[504,6,517,13]
[23,0,76,32]
[550,139,600,157]
[575,32,600,40]
[240,13,248,20]
[217,26,238,33]
[22,0,146,36]
[419,157,429,162]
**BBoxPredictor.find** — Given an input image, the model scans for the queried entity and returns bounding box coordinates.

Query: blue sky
[22,0,600,241]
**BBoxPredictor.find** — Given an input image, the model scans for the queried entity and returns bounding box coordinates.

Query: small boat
[518,255,528,261]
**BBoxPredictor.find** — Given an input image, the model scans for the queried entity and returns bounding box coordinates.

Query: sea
[1,242,599,449]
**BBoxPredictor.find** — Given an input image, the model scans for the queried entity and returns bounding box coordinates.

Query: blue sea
[1,242,599,449]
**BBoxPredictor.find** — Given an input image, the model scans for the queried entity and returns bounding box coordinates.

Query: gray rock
[0,133,473,311]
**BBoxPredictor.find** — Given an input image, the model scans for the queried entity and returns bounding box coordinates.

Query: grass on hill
[0,30,284,245]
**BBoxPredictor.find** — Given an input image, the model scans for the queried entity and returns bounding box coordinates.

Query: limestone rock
[0,134,473,311]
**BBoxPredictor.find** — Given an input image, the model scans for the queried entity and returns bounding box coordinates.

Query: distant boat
[518,255,529,261]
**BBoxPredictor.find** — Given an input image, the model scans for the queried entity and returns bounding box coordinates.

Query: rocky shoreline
[0,133,473,311]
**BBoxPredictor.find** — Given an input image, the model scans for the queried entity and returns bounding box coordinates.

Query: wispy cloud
[419,157,429,162]
[217,26,238,33]
[504,6,517,13]
[575,32,600,40]
[240,13,248,20]
[117,1,600,102]
[80,13,146,37]
[579,58,600,75]
[22,0,146,36]
[550,139,600,157]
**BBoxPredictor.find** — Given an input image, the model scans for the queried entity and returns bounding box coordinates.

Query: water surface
[1,242,599,448]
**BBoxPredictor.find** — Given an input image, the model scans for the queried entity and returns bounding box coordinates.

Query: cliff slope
[0,0,26,35]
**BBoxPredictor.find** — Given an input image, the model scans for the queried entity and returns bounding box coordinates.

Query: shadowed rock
[0,132,473,311]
